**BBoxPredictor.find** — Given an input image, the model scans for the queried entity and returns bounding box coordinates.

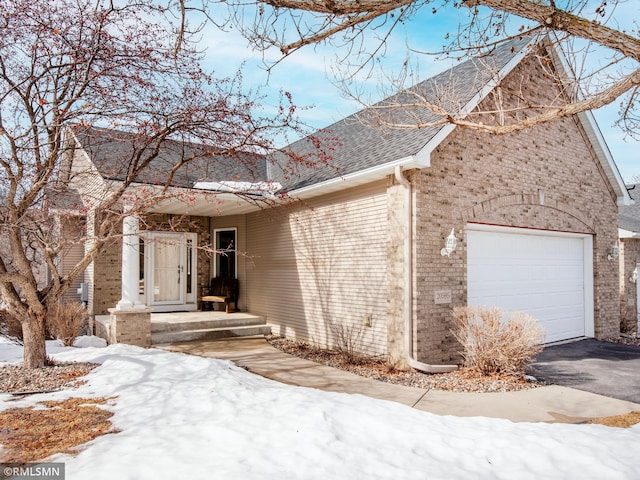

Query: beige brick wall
[620,239,640,333]
[108,308,151,347]
[405,52,620,364]
[387,178,409,367]
[91,234,121,315]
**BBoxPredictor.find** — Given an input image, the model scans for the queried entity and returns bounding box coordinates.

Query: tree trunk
[22,314,47,369]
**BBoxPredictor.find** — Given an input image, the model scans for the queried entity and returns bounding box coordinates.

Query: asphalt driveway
[528,338,640,404]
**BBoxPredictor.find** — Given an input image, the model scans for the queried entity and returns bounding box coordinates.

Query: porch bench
[200,276,238,313]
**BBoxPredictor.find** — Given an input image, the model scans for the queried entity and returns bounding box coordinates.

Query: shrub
[46,302,88,347]
[330,322,365,364]
[452,306,545,376]
[0,309,23,343]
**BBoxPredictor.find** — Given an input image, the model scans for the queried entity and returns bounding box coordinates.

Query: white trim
[583,234,595,337]
[413,124,456,166]
[288,155,418,198]
[578,110,631,206]
[144,231,197,311]
[459,40,536,118]
[619,228,640,239]
[185,236,197,304]
[466,223,595,341]
[467,223,592,238]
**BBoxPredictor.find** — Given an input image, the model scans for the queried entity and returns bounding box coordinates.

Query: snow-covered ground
[1,337,639,480]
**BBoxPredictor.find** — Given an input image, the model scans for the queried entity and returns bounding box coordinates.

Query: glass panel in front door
[153,236,182,303]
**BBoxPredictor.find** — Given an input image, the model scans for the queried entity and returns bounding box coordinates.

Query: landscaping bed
[266,335,542,393]
[0,361,98,395]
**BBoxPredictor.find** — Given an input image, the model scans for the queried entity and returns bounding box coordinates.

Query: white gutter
[288,155,420,200]
[619,228,640,239]
[394,166,458,373]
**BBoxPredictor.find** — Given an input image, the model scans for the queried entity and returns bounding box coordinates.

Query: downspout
[394,166,458,373]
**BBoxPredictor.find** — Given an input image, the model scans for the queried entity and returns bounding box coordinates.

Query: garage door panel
[467,227,592,343]
[468,279,583,298]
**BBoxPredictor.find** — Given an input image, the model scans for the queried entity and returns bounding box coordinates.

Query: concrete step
[151,324,272,345]
[151,315,266,333]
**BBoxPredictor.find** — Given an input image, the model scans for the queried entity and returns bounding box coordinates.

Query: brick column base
[107,308,151,347]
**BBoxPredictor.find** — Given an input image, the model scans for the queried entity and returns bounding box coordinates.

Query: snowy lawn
[1,338,639,480]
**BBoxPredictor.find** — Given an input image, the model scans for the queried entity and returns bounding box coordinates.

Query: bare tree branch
[220,0,640,137]
[0,0,310,368]
[465,0,640,62]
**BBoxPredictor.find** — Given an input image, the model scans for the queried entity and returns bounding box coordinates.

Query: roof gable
[71,126,268,189]
[272,36,630,207]
[68,37,631,207]
[271,35,534,192]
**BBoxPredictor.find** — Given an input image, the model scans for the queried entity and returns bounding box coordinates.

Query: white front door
[145,232,197,310]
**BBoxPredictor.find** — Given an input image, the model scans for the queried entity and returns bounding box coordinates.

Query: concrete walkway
[158,337,640,424]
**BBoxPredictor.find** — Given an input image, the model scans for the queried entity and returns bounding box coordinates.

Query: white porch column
[116,207,146,310]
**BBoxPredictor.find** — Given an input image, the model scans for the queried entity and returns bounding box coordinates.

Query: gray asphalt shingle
[271,36,533,191]
[72,126,267,188]
[620,183,640,232]
[73,36,533,193]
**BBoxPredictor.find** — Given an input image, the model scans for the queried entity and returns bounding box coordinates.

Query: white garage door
[466,225,594,343]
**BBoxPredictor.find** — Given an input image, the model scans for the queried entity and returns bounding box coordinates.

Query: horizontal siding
[247,180,389,357]
[60,217,85,304]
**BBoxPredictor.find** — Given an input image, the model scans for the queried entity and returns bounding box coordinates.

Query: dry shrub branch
[45,302,88,346]
[452,306,545,376]
[330,322,365,364]
[0,309,23,342]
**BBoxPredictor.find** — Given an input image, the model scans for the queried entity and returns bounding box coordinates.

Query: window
[214,229,236,278]
[186,238,193,294]
[139,238,145,294]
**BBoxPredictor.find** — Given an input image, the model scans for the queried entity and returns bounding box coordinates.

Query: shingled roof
[70,35,629,208]
[271,35,534,191]
[71,37,533,194]
[620,184,640,232]
[71,126,268,188]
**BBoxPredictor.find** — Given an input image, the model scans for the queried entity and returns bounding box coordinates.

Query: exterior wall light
[630,267,638,284]
[440,228,458,257]
[608,241,619,261]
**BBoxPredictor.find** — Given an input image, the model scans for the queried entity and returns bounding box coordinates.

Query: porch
[95,310,271,346]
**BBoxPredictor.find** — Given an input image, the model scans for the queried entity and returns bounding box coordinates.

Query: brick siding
[620,239,640,333]
[392,52,620,364]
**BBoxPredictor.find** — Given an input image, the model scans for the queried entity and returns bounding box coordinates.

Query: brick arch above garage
[458,194,596,235]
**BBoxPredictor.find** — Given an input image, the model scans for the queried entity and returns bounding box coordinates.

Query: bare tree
[220,0,640,137]
[0,0,308,368]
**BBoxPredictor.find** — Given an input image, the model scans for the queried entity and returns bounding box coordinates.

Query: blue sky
[198,2,639,182]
